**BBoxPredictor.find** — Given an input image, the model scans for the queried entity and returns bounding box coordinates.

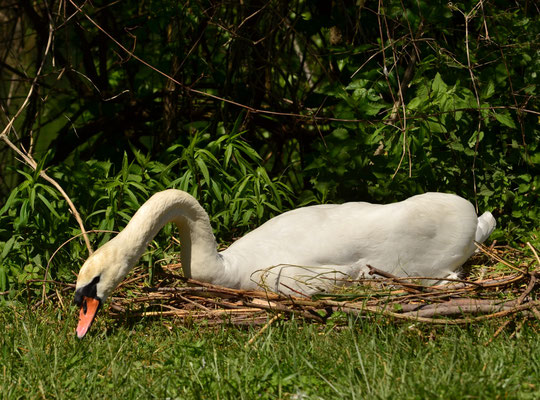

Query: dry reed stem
[245,313,282,348]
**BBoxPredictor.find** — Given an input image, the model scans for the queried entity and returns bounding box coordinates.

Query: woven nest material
[102,243,539,329]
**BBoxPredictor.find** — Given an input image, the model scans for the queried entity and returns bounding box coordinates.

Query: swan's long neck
[113,189,223,282]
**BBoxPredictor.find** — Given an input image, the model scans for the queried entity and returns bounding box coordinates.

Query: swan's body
[74,189,496,338]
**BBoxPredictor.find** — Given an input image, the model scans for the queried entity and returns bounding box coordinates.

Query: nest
[105,243,540,337]
[26,242,538,346]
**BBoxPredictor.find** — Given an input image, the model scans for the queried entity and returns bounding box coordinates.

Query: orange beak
[76,296,100,339]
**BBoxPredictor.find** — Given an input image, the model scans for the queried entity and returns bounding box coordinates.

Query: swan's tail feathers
[475,211,496,243]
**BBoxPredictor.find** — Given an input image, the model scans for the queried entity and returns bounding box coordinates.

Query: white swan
[74,189,496,338]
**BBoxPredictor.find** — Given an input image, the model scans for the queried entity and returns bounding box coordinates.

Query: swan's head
[74,240,129,339]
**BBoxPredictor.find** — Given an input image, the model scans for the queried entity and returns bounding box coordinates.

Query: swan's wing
[221,193,494,294]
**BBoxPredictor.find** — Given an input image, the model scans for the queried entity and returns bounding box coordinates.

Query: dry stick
[104,276,533,328]
[462,3,484,211]
[186,278,285,300]
[116,272,150,289]
[56,288,66,310]
[177,294,211,312]
[245,313,282,348]
[336,300,540,325]
[527,242,540,269]
[475,242,527,274]
[516,274,538,305]
[203,298,251,310]
[532,307,540,320]
[403,302,517,318]
[126,309,235,318]
[485,319,513,346]
[473,273,525,288]
[243,300,324,323]
[367,265,425,294]
[96,246,537,327]
[486,273,538,344]
[205,318,270,327]
[146,286,211,293]
[147,282,284,302]
[105,266,530,325]
[31,285,73,309]
[353,273,523,304]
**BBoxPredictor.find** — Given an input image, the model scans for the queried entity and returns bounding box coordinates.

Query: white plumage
[76,189,495,299]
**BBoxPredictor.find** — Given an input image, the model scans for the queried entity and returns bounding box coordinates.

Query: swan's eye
[74,275,101,306]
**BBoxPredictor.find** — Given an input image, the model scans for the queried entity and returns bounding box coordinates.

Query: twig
[448,2,485,211]
[337,300,540,325]
[485,319,513,345]
[367,265,425,293]
[402,301,517,318]
[516,274,537,305]
[245,313,282,348]
[243,300,324,323]
[527,242,540,269]
[475,242,527,274]
[177,294,211,312]
[486,272,536,345]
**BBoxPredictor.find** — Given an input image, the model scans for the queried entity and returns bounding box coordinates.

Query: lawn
[1,304,539,399]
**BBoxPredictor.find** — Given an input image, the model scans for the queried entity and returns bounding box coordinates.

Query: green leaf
[331,128,349,140]
[37,193,62,219]
[494,111,516,129]
[468,131,484,148]
[1,236,15,261]
[432,72,447,95]
[0,188,19,217]
[224,144,233,168]
[195,157,211,185]
[481,81,495,99]
[407,96,422,110]
[121,152,129,181]
[0,265,8,291]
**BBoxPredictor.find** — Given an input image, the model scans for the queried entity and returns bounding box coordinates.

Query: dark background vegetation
[0,0,538,296]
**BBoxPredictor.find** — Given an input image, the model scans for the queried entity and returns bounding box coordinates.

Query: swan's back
[220,193,494,293]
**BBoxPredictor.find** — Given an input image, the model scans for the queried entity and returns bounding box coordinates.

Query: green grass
[1,304,539,399]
